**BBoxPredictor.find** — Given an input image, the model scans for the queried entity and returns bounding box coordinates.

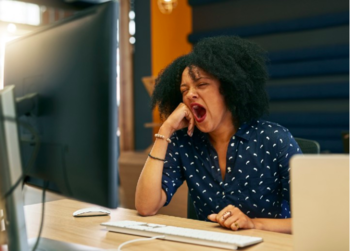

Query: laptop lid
[290,154,349,251]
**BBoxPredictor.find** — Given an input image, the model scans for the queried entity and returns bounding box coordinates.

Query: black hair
[151,36,269,126]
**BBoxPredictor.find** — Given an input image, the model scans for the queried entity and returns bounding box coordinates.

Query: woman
[135,36,301,234]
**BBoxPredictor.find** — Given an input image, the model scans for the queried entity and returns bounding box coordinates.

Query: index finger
[184,109,195,136]
[216,205,236,223]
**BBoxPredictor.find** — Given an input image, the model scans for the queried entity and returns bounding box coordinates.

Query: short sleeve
[161,133,185,206]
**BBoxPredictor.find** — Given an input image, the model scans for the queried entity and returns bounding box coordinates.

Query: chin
[195,123,212,133]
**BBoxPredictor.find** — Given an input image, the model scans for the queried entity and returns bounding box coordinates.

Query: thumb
[207,214,218,222]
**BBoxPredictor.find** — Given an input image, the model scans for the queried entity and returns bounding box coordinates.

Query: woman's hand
[207,205,255,231]
[161,103,195,137]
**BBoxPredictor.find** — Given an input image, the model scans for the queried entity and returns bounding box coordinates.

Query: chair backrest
[187,195,197,220]
[187,137,321,220]
[294,137,320,154]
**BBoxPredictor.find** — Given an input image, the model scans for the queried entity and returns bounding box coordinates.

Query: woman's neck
[208,121,237,146]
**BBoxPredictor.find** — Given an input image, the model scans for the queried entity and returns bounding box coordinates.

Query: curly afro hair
[151,36,269,126]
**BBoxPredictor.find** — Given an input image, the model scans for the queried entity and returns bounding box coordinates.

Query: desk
[25,199,293,251]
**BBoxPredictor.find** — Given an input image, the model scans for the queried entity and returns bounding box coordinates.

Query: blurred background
[0,0,348,153]
[0,0,348,215]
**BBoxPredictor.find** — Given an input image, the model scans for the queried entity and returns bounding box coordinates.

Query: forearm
[135,126,173,216]
[251,218,291,234]
[135,158,166,215]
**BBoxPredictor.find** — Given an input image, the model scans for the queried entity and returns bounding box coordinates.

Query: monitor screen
[3,1,119,208]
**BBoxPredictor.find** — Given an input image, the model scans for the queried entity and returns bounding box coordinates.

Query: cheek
[212,96,226,110]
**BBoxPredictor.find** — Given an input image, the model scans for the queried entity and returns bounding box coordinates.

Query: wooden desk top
[25,199,293,251]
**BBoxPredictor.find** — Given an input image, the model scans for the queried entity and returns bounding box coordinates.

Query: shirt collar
[234,121,254,141]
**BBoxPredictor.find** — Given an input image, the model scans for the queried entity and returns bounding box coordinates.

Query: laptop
[290,154,349,251]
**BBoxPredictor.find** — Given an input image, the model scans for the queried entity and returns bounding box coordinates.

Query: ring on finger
[234,222,240,229]
[222,211,232,220]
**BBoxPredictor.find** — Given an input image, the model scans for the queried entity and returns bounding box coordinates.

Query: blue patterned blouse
[161,119,302,221]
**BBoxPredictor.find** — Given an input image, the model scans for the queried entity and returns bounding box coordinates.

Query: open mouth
[191,103,207,123]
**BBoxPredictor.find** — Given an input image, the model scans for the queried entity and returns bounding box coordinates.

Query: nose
[186,88,198,99]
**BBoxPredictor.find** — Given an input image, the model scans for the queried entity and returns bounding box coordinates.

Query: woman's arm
[251,218,291,234]
[134,127,171,216]
[207,205,291,234]
[135,103,195,216]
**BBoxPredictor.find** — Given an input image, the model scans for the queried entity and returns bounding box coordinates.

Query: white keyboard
[101,220,263,250]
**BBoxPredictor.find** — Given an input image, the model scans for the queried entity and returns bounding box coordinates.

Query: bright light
[0,33,19,90]
[0,36,6,90]
[129,11,135,20]
[7,24,17,34]
[129,37,135,44]
[0,0,40,26]
[129,20,135,36]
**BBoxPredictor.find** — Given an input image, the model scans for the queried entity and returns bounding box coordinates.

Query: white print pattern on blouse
[161,120,301,221]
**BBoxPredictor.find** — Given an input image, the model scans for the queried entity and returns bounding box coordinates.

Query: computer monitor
[1,1,119,249]
[4,1,119,207]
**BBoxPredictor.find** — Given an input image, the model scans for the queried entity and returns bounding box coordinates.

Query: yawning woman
[135,36,301,234]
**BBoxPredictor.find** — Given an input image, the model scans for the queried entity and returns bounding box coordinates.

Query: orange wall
[151,0,192,130]
[151,0,192,76]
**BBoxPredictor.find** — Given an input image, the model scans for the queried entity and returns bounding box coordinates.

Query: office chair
[341,132,349,153]
[294,137,320,154]
[187,137,321,220]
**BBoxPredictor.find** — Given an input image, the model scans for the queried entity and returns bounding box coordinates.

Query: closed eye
[197,83,208,88]
[180,89,188,95]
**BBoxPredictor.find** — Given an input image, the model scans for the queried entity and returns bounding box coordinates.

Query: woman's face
[180,66,234,134]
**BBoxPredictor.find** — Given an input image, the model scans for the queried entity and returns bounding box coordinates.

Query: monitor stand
[28,238,105,251]
[0,238,105,251]
[0,86,105,251]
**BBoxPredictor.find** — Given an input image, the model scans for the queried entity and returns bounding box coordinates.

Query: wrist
[158,123,174,138]
[251,219,263,230]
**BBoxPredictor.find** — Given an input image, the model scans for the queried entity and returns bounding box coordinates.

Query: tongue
[194,106,206,119]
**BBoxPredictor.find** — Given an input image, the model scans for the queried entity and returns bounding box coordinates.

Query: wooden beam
[119,0,134,151]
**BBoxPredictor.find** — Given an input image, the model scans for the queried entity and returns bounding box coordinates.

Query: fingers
[231,221,240,231]
[222,213,239,229]
[208,205,253,231]
[216,205,238,228]
[215,205,236,223]
[165,103,195,134]
[176,103,194,136]
[207,214,217,222]
[183,109,195,136]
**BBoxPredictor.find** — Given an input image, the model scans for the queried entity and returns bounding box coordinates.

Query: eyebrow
[195,76,212,81]
[180,76,213,87]
[180,83,188,88]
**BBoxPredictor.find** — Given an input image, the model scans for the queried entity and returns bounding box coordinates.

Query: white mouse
[73,207,111,217]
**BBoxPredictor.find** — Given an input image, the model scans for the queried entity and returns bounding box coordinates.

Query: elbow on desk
[135,203,158,217]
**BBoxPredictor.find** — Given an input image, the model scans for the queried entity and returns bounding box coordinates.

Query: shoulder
[256,119,289,132]
[255,120,292,137]
[253,119,296,147]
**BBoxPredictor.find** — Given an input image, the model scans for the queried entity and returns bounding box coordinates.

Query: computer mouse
[73,207,111,217]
